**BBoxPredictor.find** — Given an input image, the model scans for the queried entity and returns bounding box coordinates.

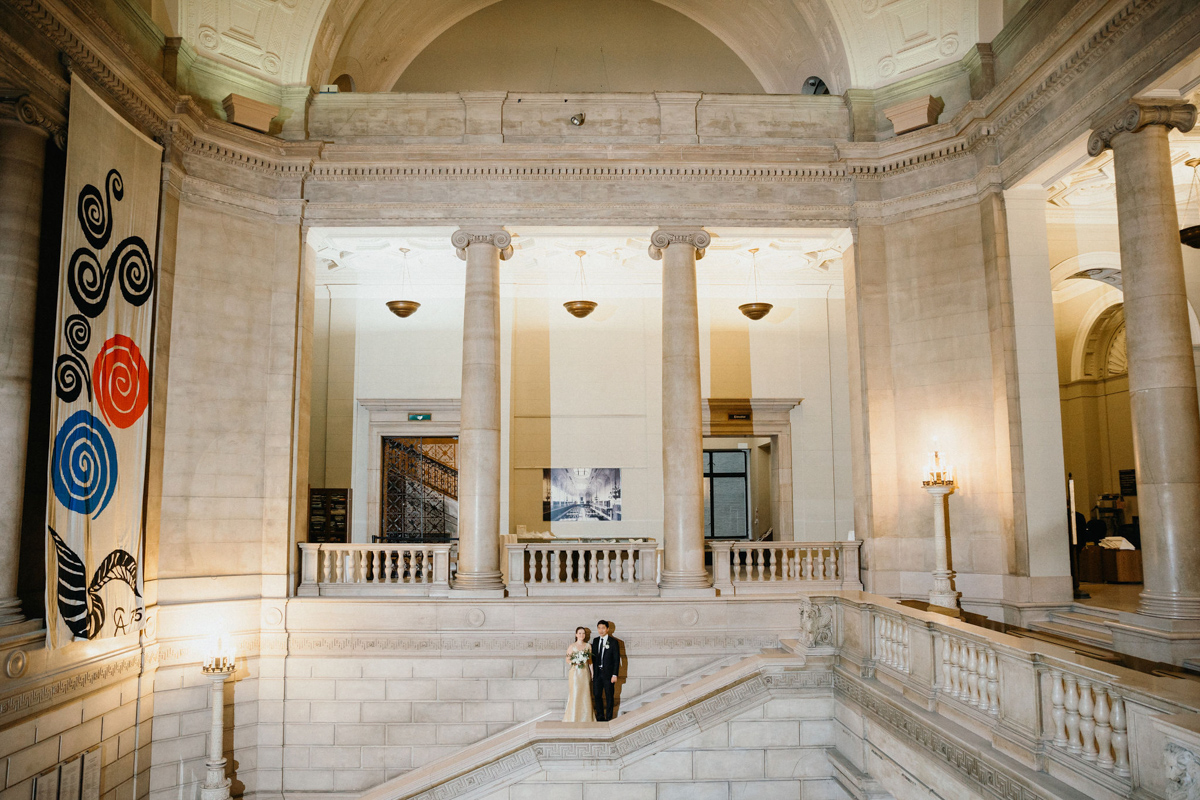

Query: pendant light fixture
[1182,158,1200,249]
[386,247,421,318]
[738,248,773,320]
[563,249,598,318]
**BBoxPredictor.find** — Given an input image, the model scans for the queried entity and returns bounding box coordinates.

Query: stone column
[649,229,714,595]
[1089,103,1200,618]
[0,96,53,627]
[451,228,511,596]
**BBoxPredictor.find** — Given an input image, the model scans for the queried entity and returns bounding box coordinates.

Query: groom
[591,620,620,721]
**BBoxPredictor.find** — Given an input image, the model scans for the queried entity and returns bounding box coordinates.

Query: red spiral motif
[92,335,149,429]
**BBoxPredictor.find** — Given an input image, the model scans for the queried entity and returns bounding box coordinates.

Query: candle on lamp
[202,634,236,674]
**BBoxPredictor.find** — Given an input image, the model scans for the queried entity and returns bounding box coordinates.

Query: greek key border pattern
[833,670,1050,800]
[0,652,140,717]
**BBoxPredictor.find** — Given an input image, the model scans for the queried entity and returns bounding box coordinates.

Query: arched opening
[333,73,356,92]
[389,0,764,93]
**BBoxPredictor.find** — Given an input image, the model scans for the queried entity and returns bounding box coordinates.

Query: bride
[563,627,595,722]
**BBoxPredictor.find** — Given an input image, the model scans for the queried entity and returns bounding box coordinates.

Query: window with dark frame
[703,449,751,539]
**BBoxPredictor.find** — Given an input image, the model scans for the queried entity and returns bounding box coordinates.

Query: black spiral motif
[111,236,154,306]
[76,169,123,251]
[54,314,93,403]
[66,236,155,318]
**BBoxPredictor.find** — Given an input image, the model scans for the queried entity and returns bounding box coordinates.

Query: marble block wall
[488,697,842,800]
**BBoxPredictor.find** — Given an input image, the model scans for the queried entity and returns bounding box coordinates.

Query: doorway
[381,436,459,542]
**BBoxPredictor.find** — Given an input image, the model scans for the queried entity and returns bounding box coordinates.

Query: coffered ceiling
[175,0,987,94]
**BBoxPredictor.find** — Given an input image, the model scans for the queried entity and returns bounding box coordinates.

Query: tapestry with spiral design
[45,79,161,647]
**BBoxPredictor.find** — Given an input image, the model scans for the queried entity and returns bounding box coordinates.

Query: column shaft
[655,231,712,592]
[453,231,507,594]
[0,117,47,626]
[1110,124,1200,617]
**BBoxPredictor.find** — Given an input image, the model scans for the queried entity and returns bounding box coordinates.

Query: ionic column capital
[0,91,66,150]
[648,228,711,261]
[452,228,513,261]
[1087,102,1197,156]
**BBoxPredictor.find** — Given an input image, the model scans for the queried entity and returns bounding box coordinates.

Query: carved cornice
[647,228,711,260]
[1087,102,1199,156]
[0,92,66,148]
[451,228,513,261]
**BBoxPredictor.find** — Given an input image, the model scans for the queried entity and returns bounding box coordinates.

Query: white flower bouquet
[570,650,591,669]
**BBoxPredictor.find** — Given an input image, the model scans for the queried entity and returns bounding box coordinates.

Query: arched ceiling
[178,0,983,94]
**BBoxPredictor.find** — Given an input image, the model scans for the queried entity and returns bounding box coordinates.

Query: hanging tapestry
[45,78,161,647]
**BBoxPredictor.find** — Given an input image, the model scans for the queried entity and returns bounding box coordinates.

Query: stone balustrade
[711,540,862,595]
[504,542,660,597]
[297,542,454,596]
[826,593,1200,798]
[937,630,999,716]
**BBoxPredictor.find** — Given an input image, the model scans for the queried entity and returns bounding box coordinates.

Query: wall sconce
[570,113,586,126]
[201,634,236,800]
[922,448,959,611]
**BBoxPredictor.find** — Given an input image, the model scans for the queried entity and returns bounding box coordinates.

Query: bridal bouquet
[570,650,591,669]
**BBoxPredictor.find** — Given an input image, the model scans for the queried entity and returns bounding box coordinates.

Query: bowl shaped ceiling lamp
[738,248,773,320]
[564,250,598,318]
[1182,158,1200,249]
[386,247,421,318]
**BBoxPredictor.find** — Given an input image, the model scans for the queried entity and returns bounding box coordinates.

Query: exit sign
[408,413,432,421]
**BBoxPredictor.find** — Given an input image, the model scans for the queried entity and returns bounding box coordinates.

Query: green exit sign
[408,413,432,421]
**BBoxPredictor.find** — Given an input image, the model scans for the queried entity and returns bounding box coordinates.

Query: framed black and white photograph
[542,468,622,521]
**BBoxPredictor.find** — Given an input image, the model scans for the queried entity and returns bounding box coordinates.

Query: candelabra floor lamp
[924,449,959,611]
[201,640,236,800]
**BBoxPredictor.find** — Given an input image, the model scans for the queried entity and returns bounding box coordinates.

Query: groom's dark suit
[591,634,620,721]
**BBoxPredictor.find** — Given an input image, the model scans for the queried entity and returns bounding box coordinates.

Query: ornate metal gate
[381,437,458,542]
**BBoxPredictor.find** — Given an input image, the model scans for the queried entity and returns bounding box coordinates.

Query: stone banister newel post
[451,228,512,596]
[650,228,715,596]
[0,93,58,628]
[1089,102,1200,619]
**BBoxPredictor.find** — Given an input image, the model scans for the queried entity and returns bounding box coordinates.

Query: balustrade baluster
[590,550,599,583]
[874,616,883,663]
[625,547,635,582]
[1078,680,1096,761]
[814,548,825,580]
[1111,694,1129,776]
[986,649,999,715]
[832,547,841,580]
[966,643,979,706]
[368,550,378,583]
[938,633,950,688]
[322,550,333,584]
[1064,675,1081,754]
[548,551,558,583]
[334,550,345,583]
[1094,687,1112,768]
[749,549,759,581]
[425,549,433,582]
[946,639,959,697]
[1050,670,1067,746]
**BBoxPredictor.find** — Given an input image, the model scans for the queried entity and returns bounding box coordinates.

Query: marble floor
[1077,581,1142,613]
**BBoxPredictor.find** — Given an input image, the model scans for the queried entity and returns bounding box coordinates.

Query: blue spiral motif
[54,314,92,403]
[52,410,118,518]
[76,169,123,250]
[66,236,155,318]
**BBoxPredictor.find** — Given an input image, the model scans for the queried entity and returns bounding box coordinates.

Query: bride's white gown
[563,647,595,722]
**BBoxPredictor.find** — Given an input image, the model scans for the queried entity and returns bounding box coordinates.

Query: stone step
[1047,610,1117,635]
[1070,603,1121,622]
[1028,619,1114,649]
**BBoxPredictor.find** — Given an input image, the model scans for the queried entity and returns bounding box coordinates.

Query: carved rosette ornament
[0,93,67,150]
[647,229,711,261]
[452,229,513,261]
[1167,743,1200,800]
[1087,103,1198,156]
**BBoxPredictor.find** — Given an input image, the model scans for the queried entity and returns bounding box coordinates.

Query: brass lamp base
[387,300,421,318]
[1182,225,1200,249]
[738,302,773,320]
[563,300,597,318]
